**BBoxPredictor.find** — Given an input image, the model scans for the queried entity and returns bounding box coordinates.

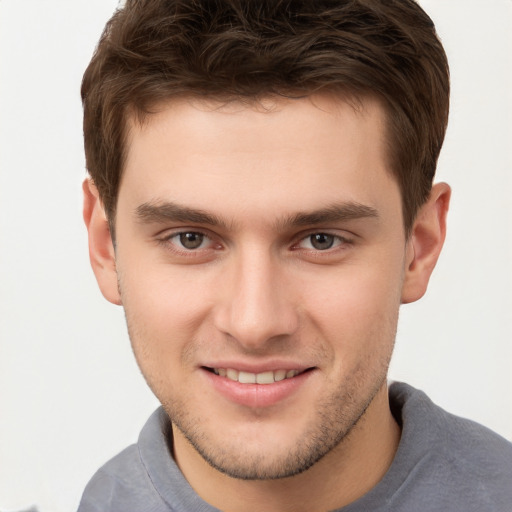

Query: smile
[208,368,307,384]
[202,366,316,407]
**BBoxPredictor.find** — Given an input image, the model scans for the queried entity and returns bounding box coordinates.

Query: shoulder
[77,443,167,512]
[390,381,512,460]
[77,408,171,512]
[77,407,217,512]
[388,382,512,510]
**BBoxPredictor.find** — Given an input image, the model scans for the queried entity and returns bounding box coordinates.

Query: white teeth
[226,368,239,381]
[238,371,256,384]
[256,371,275,384]
[214,368,302,384]
[274,369,287,382]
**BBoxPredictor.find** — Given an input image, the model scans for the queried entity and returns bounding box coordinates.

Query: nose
[213,247,299,350]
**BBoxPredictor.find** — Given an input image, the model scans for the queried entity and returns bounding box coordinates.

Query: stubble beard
[120,275,398,481]
[161,360,390,481]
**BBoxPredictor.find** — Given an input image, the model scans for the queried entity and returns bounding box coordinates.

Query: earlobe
[83,178,122,305]
[401,182,451,304]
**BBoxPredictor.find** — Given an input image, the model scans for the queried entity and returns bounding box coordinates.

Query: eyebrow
[135,200,379,230]
[136,201,230,229]
[281,202,379,229]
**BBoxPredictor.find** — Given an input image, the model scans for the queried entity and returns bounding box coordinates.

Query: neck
[173,383,400,512]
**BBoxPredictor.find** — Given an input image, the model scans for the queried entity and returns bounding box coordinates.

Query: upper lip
[201,360,315,373]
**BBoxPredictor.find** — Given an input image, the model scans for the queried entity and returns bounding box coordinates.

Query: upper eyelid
[155,228,355,249]
[294,229,354,243]
[157,227,215,240]
[156,229,217,249]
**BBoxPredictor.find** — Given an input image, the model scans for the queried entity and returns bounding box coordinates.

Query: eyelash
[157,229,353,257]
[293,232,353,252]
[157,230,218,254]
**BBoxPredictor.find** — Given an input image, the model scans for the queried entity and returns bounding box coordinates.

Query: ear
[83,178,122,305]
[401,182,451,304]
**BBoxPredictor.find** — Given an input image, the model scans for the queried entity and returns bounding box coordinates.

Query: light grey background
[0,1,511,511]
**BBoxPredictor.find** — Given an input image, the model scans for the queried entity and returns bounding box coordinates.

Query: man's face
[113,95,409,479]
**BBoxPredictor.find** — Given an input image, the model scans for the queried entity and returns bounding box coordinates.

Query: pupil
[311,233,334,250]
[180,232,203,249]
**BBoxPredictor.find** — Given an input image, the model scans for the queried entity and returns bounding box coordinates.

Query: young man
[78,1,512,511]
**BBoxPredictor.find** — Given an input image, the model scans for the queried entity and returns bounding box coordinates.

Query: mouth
[203,367,314,384]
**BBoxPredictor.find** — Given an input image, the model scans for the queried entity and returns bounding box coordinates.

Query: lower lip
[202,369,314,408]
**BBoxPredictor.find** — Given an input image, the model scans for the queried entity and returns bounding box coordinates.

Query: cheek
[118,261,214,367]
[121,253,212,319]
[119,276,206,405]
[301,261,403,355]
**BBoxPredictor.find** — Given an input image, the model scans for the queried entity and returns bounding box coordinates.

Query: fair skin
[84,94,450,512]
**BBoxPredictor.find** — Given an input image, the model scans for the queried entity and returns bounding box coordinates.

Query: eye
[297,233,348,251]
[308,233,335,250]
[170,231,210,250]
[156,229,223,262]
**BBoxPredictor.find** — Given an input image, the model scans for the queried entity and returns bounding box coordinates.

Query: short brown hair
[82,0,449,234]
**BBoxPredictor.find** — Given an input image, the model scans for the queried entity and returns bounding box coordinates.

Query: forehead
[125,93,386,157]
[119,94,400,227]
